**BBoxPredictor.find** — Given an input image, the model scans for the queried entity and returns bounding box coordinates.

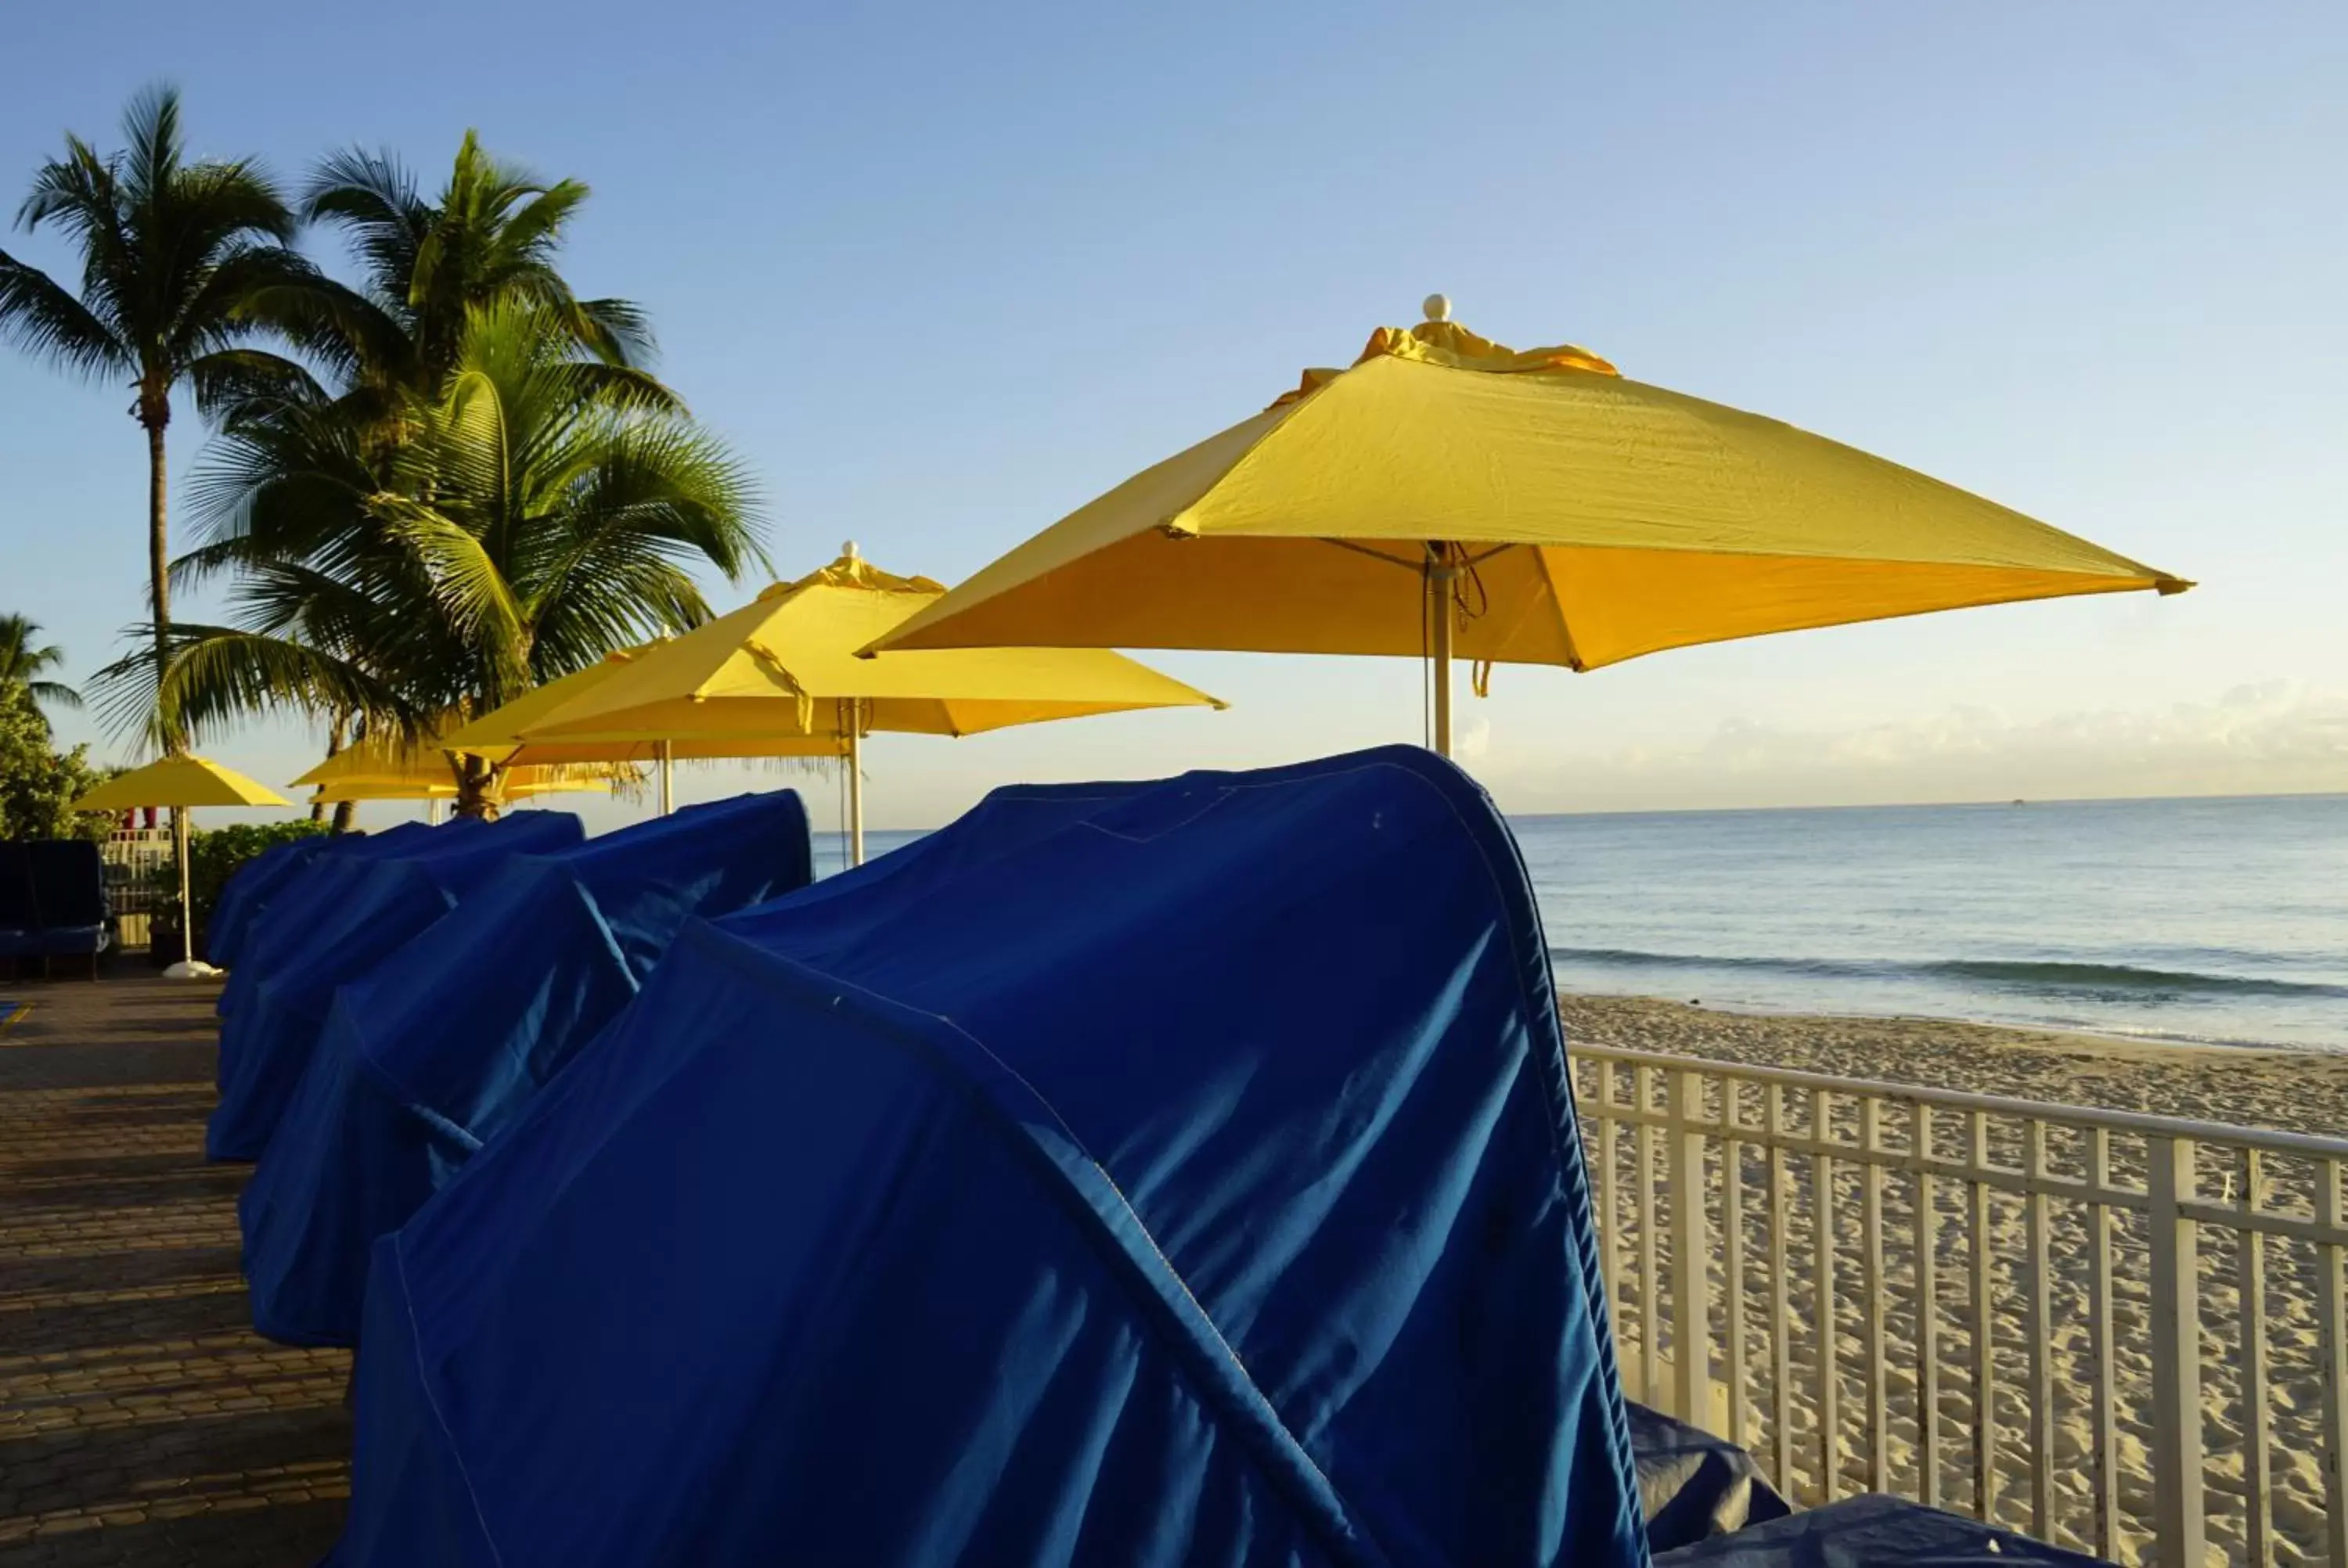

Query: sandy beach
[1564,994,2348,1567]
[1562,994,2348,1136]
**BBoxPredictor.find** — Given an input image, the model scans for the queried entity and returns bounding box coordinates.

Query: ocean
[825,790,2348,1052]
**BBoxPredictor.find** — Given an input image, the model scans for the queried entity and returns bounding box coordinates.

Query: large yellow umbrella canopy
[875,302,2191,754]
[73,756,290,969]
[74,754,290,812]
[515,548,1224,859]
[438,652,658,766]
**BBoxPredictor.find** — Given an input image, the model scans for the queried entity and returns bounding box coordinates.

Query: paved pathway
[0,976,348,1565]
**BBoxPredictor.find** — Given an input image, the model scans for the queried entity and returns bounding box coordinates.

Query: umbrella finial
[841,539,861,561]
[1422,293,1452,323]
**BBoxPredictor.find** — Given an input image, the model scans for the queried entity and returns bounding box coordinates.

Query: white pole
[657,739,673,817]
[174,806,194,964]
[846,703,865,867]
[1429,551,1457,759]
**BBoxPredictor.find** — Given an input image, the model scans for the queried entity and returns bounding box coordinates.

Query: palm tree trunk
[146,414,197,965]
[455,756,499,822]
[311,712,348,823]
[145,417,172,725]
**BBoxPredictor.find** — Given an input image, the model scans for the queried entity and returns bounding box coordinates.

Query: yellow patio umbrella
[874,298,2193,757]
[73,756,291,967]
[304,775,610,807]
[291,735,620,800]
[510,546,1225,862]
[439,646,764,815]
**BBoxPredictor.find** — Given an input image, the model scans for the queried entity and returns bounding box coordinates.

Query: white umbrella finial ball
[1422,293,1452,323]
[841,539,861,560]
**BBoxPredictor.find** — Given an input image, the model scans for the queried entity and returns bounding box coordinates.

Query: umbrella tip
[841,539,860,561]
[1421,293,1452,323]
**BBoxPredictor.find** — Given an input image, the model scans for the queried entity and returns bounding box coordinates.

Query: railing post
[1915,1102,1942,1509]
[2147,1135,2205,1568]
[1669,1068,1715,1431]
[2317,1158,2348,1568]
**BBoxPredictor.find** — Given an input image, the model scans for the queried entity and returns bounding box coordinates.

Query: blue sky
[2,2,2343,831]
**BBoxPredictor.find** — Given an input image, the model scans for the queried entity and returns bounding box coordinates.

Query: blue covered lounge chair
[0,843,36,981]
[239,791,814,1347]
[330,748,1649,1568]
[208,812,584,1161]
[23,840,110,980]
[207,834,334,969]
[218,820,449,1020]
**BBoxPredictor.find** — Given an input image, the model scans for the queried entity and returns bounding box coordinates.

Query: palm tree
[237,132,656,434]
[128,300,764,815]
[0,85,311,710]
[0,614,81,722]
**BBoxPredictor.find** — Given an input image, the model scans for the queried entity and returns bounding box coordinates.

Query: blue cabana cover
[239,791,814,1345]
[332,748,1646,1568]
[218,820,448,1020]
[209,813,583,1160]
[207,834,335,968]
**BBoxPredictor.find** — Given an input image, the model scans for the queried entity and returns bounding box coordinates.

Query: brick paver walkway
[0,976,349,1565]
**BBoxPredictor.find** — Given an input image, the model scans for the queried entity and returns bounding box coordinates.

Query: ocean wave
[1547,946,2348,999]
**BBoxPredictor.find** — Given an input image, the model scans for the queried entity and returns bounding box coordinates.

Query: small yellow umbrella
[74,756,290,966]
[510,547,1225,862]
[874,299,2192,756]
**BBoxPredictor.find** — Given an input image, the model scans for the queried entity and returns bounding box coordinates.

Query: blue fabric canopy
[209,813,584,1161]
[218,820,449,1021]
[239,791,814,1346]
[332,748,1647,1568]
[207,835,334,968]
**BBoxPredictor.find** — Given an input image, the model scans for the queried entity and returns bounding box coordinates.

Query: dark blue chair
[24,840,111,980]
[0,844,37,981]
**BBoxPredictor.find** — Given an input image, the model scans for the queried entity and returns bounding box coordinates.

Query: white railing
[1570,1045,2348,1568]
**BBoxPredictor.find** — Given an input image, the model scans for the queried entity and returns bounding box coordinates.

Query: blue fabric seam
[387,1237,509,1567]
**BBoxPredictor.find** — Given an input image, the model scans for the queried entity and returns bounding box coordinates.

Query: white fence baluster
[1861,1096,1889,1495]
[1669,1070,1713,1429]
[2087,1128,2120,1561]
[1637,1064,1659,1406]
[1970,1109,1997,1523]
[2024,1120,2054,1541]
[1915,1102,1942,1509]
[1725,1084,1752,1448]
[1812,1086,1840,1502]
[1597,1065,1623,1363]
[2319,1158,2348,1568]
[2240,1148,2273,1568]
[1767,1084,1795,1497]
[2147,1135,2206,1568]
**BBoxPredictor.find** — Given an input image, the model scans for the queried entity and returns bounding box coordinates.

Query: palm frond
[0,249,128,379]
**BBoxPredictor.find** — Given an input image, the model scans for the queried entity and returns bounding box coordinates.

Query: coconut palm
[115,300,764,815]
[0,85,312,707]
[236,132,656,433]
[0,614,81,721]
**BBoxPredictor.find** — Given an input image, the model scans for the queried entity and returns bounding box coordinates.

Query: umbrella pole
[1429,555,1458,759]
[846,706,865,868]
[175,807,194,965]
[657,739,673,817]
